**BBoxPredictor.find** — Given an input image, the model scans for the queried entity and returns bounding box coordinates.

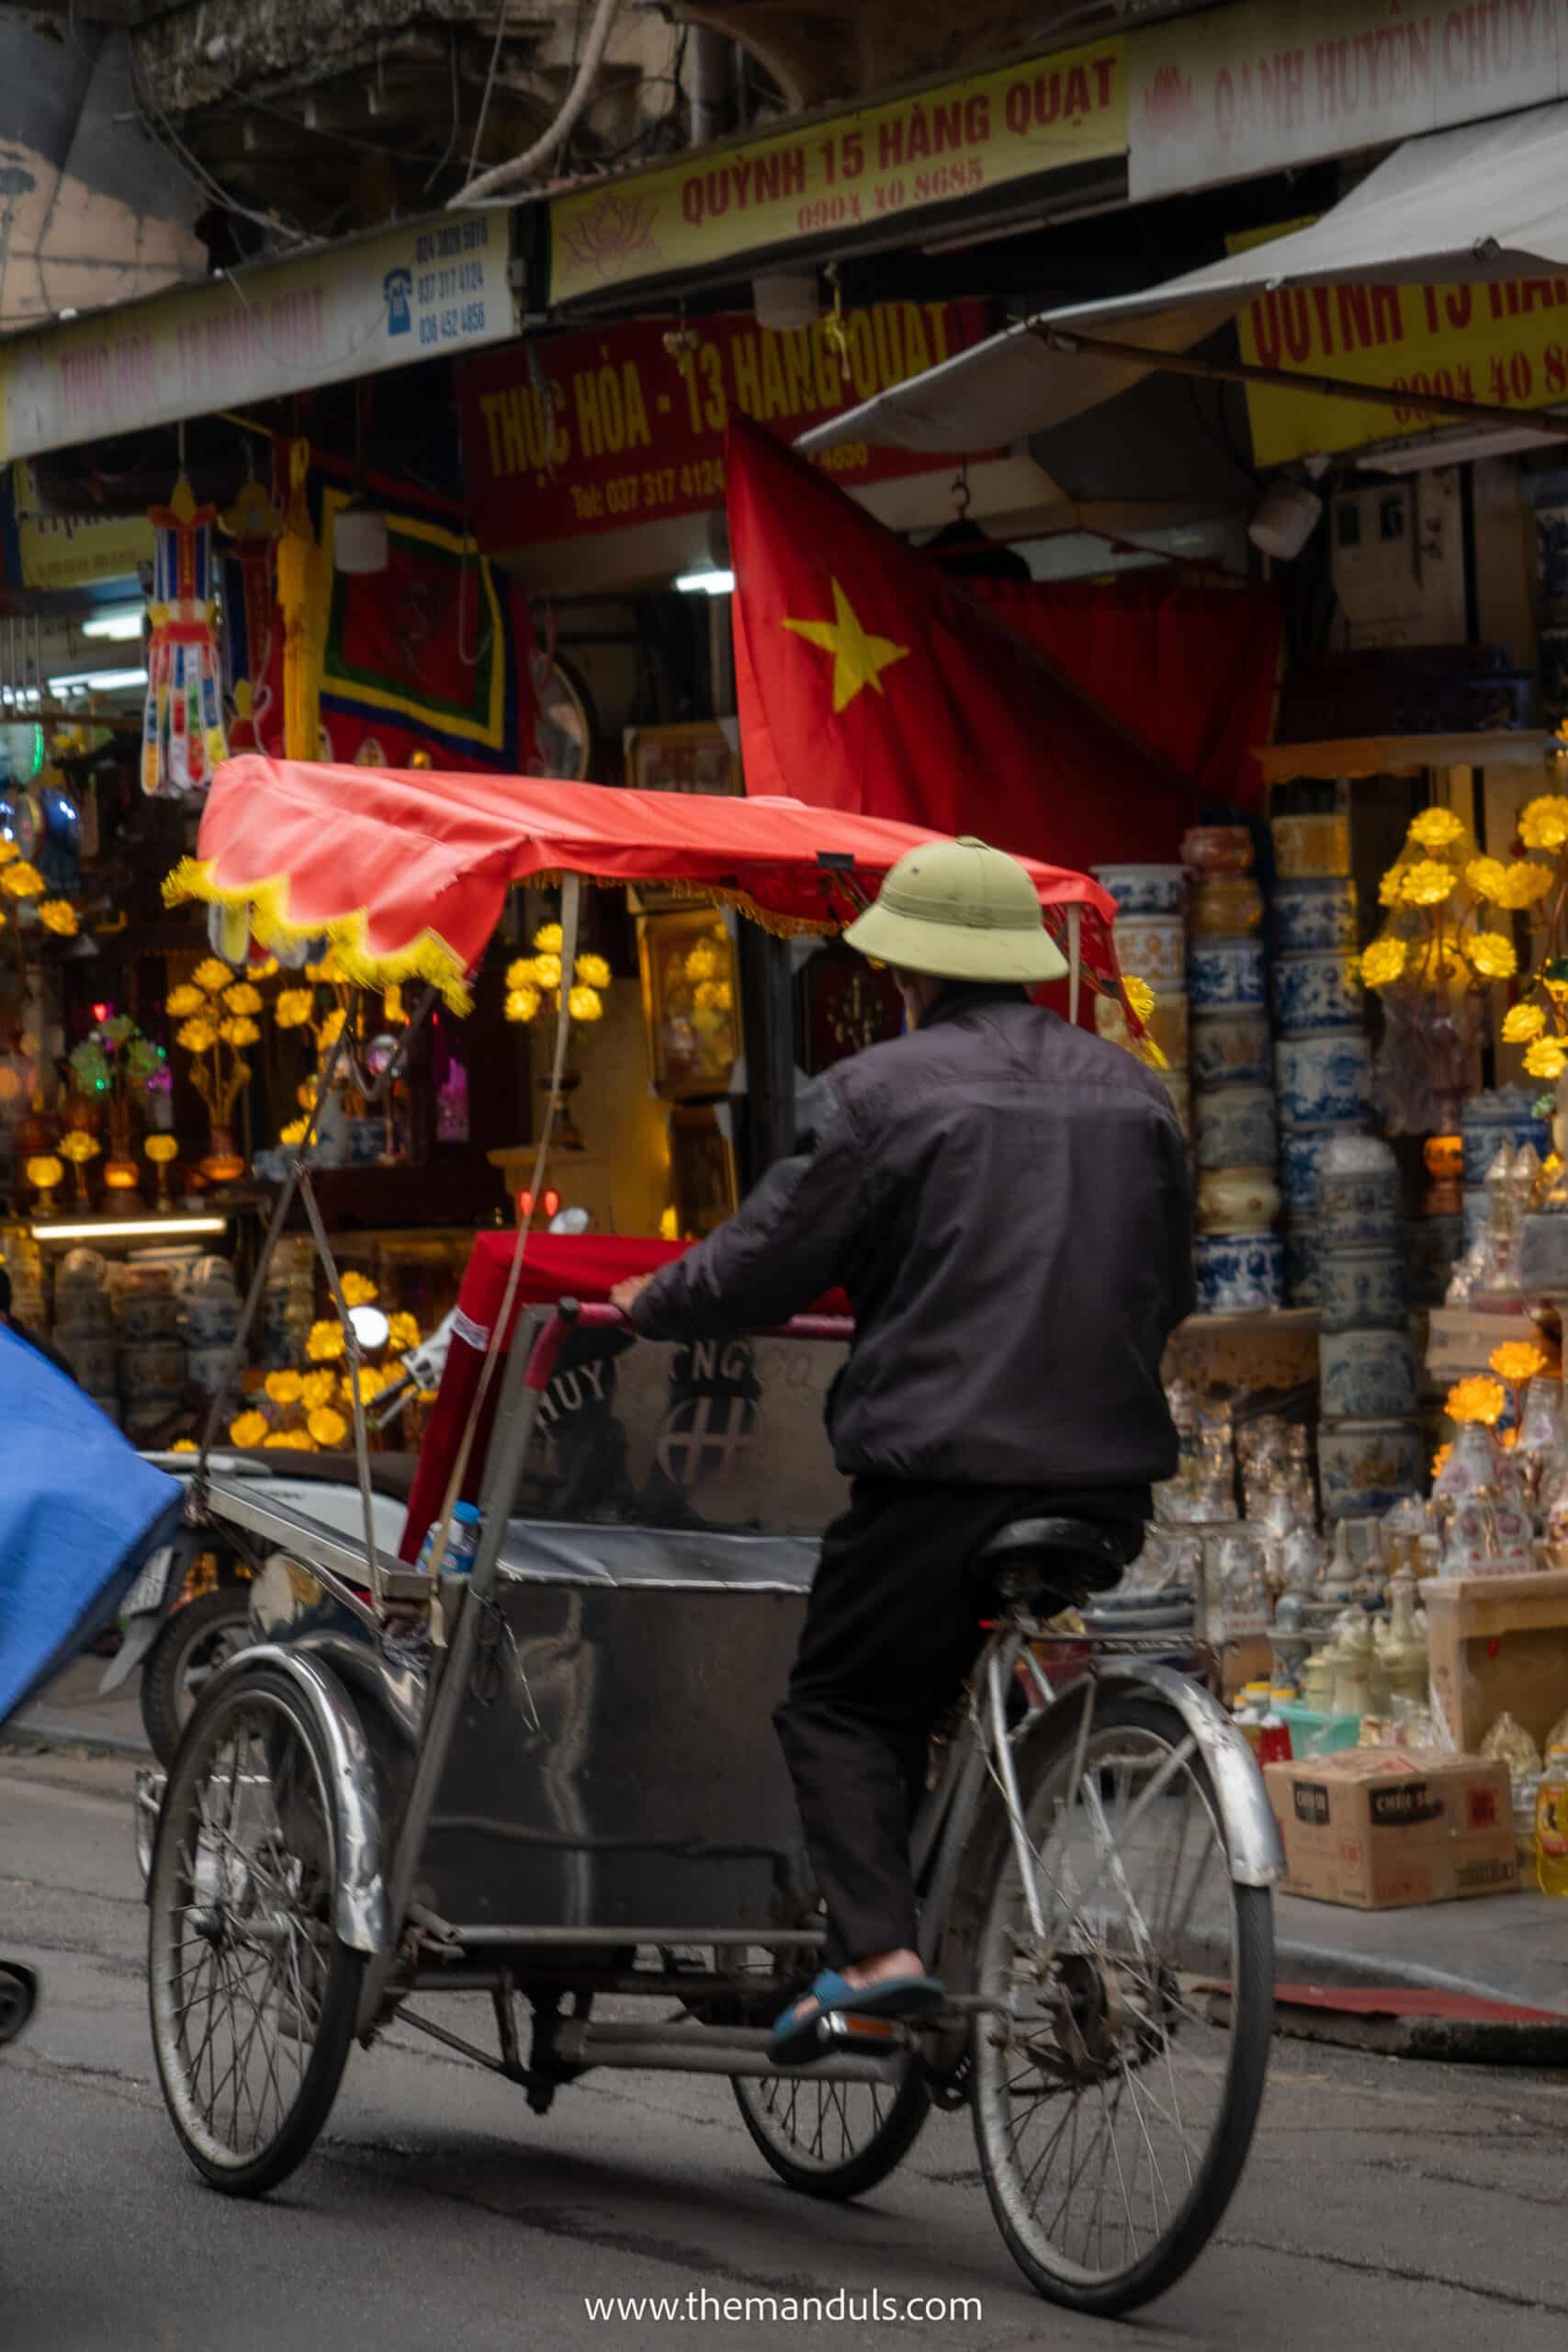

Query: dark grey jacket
[630,989,1194,1491]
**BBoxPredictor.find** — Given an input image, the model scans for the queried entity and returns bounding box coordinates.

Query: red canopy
[164,755,1124,1014]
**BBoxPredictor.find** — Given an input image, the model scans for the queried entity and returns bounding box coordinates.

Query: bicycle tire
[964,1691,1272,2317]
[140,1588,252,1766]
[148,1663,366,2197]
[733,2058,930,2199]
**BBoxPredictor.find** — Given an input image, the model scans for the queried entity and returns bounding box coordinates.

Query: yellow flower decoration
[305,949,343,984]
[1399,860,1458,907]
[1525,1036,1568,1081]
[59,1128,99,1164]
[1465,854,1509,902]
[574,952,612,990]
[1407,807,1465,852]
[144,1134,178,1165]
[169,1439,198,1454]
[505,986,541,1024]
[223,982,264,1016]
[300,1369,338,1411]
[229,1408,269,1449]
[1122,976,1156,1024]
[1431,1443,1452,1482]
[176,1017,218,1054]
[264,1428,316,1451]
[1504,1002,1548,1044]
[1377,867,1402,908]
[659,1206,679,1241]
[37,899,77,936]
[220,1016,262,1047]
[278,1116,310,1147]
[297,1080,319,1111]
[193,956,233,995]
[0,860,43,899]
[384,984,406,1024]
[340,1364,386,1404]
[567,985,604,1023]
[308,1407,348,1448]
[275,988,314,1028]
[317,1007,346,1048]
[1519,795,1568,852]
[1409,937,1466,985]
[1359,938,1407,989]
[684,941,720,984]
[265,1369,303,1407]
[340,1271,378,1306]
[1446,1374,1506,1427]
[165,984,206,1018]
[388,1311,421,1353]
[306,1318,346,1362]
[1464,931,1517,981]
[1491,1341,1548,1386]
[1495,860,1553,910]
[532,922,564,955]
[532,952,562,990]
[254,957,279,978]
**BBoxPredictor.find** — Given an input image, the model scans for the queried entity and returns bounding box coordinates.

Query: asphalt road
[4,1739,1566,2352]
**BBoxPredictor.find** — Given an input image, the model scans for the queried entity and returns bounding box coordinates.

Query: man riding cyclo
[614,834,1193,2065]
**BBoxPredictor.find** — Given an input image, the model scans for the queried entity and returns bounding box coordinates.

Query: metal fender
[201,1642,389,1952]
[1096,1658,1286,1888]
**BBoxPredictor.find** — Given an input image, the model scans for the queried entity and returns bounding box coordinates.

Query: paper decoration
[142,475,228,797]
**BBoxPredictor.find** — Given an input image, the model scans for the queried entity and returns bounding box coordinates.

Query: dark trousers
[775,1477,1134,1970]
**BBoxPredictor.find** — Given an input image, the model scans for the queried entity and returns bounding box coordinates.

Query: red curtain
[966,574,1281,810]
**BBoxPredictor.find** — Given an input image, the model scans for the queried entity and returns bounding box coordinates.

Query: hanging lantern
[142,476,228,797]
[220,471,283,752]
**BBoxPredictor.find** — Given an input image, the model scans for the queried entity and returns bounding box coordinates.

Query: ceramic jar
[1275,1030,1371,1128]
[1194,1234,1285,1314]
[1282,1216,1320,1305]
[57,1332,118,1389]
[1094,990,1190,1068]
[1461,1089,1551,1189]
[1280,1130,1330,1213]
[120,1340,186,1394]
[1189,875,1265,938]
[1195,1085,1277,1170]
[1271,812,1351,878]
[1318,1329,1418,1419]
[1316,1418,1423,1520]
[1188,938,1266,1012]
[1196,1166,1280,1235]
[186,1345,242,1398]
[185,1293,242,1348]
[1190,1010,1270,1092]
[1319,1245,1408,1334]
[1316,1134,1400,1250]
[1091,863,1186,917]
[1271,950,1364,1035]
[115,1291,184,1341]
[1180,825,1253,874]
[1274,878,1359,953]
[1115,914,1186,992]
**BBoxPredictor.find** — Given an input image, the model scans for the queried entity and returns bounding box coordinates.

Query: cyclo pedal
[816,2008,914,2052]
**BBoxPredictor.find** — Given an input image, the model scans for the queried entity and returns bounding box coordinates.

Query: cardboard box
[1264,1749,1518,1910]
[1424,1570,1568,1756]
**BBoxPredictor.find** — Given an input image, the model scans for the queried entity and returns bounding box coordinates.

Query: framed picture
[798,942,904,1074]
[637,908,740,1100]
[669,1103,738,1238]
[624,718,741,797]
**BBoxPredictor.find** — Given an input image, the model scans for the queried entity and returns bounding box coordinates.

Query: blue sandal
[768,1967,946,2069]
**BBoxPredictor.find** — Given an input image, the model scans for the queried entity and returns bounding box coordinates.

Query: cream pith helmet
[844,834,1068,985]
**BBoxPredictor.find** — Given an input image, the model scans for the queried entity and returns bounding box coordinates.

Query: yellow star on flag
[783,578,910,715]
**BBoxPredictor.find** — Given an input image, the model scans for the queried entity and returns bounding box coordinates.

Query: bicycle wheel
[734,2060,930,2199]
[147,1664,366,2196]
[141,1588,253,1765]
[967,1692,1271,2317]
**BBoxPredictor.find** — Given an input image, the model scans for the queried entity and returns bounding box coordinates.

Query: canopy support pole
[1043,328,1568,440]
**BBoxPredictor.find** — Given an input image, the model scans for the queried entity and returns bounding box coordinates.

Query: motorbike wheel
[140,1588,252,1766]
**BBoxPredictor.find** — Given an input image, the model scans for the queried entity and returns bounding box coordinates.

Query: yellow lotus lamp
[26,1152,63,1216]
[144,1131,179,1210]
[58,1126,100,1208]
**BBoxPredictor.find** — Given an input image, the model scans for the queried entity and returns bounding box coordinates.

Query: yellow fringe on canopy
[164,856,474,1012]
[529,869,840,939]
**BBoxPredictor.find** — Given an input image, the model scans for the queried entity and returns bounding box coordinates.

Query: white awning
[798,102,1568,458]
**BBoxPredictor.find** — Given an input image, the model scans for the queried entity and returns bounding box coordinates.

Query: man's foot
[768,1959,946,2069]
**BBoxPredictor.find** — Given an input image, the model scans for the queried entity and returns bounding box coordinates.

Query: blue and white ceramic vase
[1116,914,1187,994]
[1194,1233,1285,1315]
[1275,1030,1372,1129]
[1271,950,1364,1036]
[1315,1133,1400,1250]
[1319,1245,1408,1336]
[1195,1085,1278,1171]
[1092,864,1187,918]
[1274,878,1359,954]
[1188,937,1266,1012]
[1316,1418,1423,1521]
[1282,1215,1320,1306]
[1190,1010,1271,1092]
[1319,1329,1418,1419]
[1461,1088,1551,1190]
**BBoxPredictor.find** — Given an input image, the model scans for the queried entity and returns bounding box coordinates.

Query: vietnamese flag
[728,414,1195,878]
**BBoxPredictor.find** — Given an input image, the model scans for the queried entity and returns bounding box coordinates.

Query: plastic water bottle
[416,1500,482,1577]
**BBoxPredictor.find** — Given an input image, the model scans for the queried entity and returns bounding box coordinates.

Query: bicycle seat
[974,1516,1131,1605]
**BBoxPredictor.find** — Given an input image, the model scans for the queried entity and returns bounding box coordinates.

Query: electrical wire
[454,0,624,208]
[423,33,463,194]
[465,0,513,187]
[131,75,309,246]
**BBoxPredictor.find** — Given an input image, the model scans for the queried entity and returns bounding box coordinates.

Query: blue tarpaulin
[0,1329,181,1724]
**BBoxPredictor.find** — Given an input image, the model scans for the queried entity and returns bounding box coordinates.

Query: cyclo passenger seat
[973,1516,1132,1613]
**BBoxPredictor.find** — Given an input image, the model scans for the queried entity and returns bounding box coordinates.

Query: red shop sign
[457,300,992,547]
